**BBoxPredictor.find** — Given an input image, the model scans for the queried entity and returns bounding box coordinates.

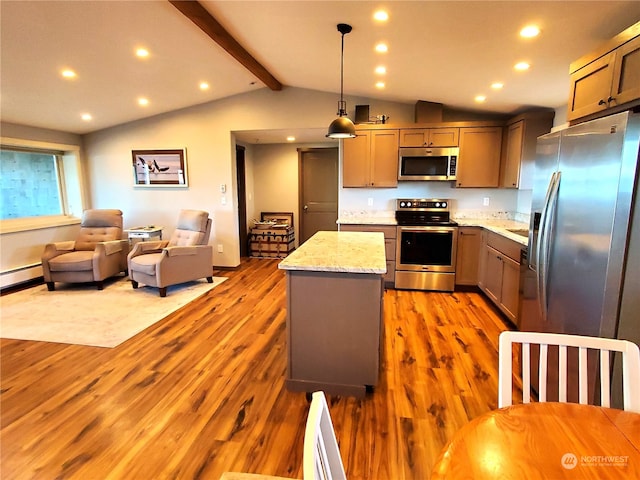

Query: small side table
[125,226,163,243]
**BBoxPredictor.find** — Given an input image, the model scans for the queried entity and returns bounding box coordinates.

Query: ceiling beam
[169,0,283,91]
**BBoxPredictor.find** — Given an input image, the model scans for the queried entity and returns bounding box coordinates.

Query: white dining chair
[303,391,347,480]
[498,331,640,413]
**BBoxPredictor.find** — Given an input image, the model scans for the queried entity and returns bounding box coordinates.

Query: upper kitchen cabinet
[456,127,502,188]
[343,129,399,188]
[568,22,640,123]
[399,128,459,147]
[500,111,554,189]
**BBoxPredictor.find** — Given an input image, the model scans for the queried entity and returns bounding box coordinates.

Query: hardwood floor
[1,258,515,480]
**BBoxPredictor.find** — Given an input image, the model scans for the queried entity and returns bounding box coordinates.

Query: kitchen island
[278,231,386,397]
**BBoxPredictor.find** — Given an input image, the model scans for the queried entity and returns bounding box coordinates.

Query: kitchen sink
[507,228,529,237]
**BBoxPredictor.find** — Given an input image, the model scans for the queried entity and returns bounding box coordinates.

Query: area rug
[0,276,227,348]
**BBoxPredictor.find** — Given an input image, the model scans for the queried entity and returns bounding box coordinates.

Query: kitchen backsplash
[339,209,530,224]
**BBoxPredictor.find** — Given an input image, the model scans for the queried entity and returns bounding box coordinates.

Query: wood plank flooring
[1,258,515,480]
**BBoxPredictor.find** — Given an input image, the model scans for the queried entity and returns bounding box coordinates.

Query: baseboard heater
[1,263,43,289]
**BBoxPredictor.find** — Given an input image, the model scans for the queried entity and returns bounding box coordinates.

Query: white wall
[83,87,416,267]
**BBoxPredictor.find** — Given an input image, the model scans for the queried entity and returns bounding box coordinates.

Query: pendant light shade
[327,23,356,139]
[327,115,356,138]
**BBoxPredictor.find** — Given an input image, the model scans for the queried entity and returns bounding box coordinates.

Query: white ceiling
[1,1,639,138]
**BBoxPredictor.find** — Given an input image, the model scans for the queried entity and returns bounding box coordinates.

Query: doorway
[299,147,339,243]
[236,145,248,257]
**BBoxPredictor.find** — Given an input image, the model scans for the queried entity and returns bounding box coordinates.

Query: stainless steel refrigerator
[520,110,640,408]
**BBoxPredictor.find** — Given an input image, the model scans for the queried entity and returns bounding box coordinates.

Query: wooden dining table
[431,402,640,480]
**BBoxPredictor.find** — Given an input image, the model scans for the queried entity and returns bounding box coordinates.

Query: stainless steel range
[395,198,458,292]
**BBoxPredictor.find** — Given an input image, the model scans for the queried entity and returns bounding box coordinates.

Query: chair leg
[206,276,213,283]
[131,280,139,289]
[46,282,55,291]
[159,287,167,297]
[96,281,104,290]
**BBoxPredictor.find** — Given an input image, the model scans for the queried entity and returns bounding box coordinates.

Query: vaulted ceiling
[1,1,639,135]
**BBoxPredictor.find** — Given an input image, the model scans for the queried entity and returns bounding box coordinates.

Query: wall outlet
[367,197,374,206]
[220,183,226,193]
[221,196,226,205]
[483,197,490,206]
[217,244,224,253]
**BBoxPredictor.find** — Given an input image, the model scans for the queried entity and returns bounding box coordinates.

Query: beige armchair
[128,209,213,297]
[42,209,128,291]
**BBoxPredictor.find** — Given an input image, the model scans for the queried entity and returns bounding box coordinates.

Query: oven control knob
[399,201,405,207]
[435,202,440,207]
[442,202,447,207]
[407,202,412,207]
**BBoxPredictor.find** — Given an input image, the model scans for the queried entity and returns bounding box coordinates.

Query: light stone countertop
[337,216,397,226]
[278,231,387,274]
[454,217,530,246]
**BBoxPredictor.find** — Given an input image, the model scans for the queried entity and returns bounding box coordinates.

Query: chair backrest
[75,209,123,250]
[303,392,347,480]
[169,209,211,247]
[498,331,640,412]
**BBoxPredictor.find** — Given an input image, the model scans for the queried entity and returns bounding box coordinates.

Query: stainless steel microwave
[398,147,458,181]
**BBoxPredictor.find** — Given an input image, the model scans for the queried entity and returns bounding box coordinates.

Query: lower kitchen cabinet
[455,227,482,285]
[479,231,523,323]
[340,224,396,286]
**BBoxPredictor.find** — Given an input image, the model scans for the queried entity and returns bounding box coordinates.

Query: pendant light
[326,23,356,139]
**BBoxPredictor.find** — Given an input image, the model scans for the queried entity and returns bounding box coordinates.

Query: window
[1,148,65,219]
[0,137,85,232]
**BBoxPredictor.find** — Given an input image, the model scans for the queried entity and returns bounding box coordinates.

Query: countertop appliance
[395,198,458,292]
[398,147,458,181]
[521,111,640,409]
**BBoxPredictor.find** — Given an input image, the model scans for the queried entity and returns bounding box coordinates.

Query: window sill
[0,215,81,234]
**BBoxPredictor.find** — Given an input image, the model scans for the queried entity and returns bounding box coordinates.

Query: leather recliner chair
[42,209,129,291]
[127,209,213,297]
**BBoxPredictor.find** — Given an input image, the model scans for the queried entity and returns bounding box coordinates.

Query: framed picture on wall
[132,149,188,187]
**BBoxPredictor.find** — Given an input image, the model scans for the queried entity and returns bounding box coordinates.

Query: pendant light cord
[340,31,345,109]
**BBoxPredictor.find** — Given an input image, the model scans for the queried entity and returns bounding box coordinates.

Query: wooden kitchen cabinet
[340,224,396,287]
[343,129,399,187]
[399,127,459,147]
[500,111,554,189]
[455,227,482,286]
[456,127,502,188]
[479,231,523,324]
[568,23,640,122]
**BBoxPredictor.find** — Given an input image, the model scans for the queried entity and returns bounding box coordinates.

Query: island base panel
[286,270,383,397]
[285,379,368,398]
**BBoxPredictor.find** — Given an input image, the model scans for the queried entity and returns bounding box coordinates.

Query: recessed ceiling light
[138,97,149,106]
[514,61,531,71]
[376,81,385,89]
[286,136,296,142]
[199,82,210,90]
[520,25,540,38]
[375,43,388,53]
[81,113,92,121]
[475,95,487,103]
[373,10,389,22]
[61,69,76,79]
[136,48,149,58]
[375,66,387,75]
[491,82,504,90]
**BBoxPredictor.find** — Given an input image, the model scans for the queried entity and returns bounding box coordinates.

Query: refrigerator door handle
[535,171,557,309]
[539,171,562,322]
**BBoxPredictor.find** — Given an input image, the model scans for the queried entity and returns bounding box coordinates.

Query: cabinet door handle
[598,99,607,106]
